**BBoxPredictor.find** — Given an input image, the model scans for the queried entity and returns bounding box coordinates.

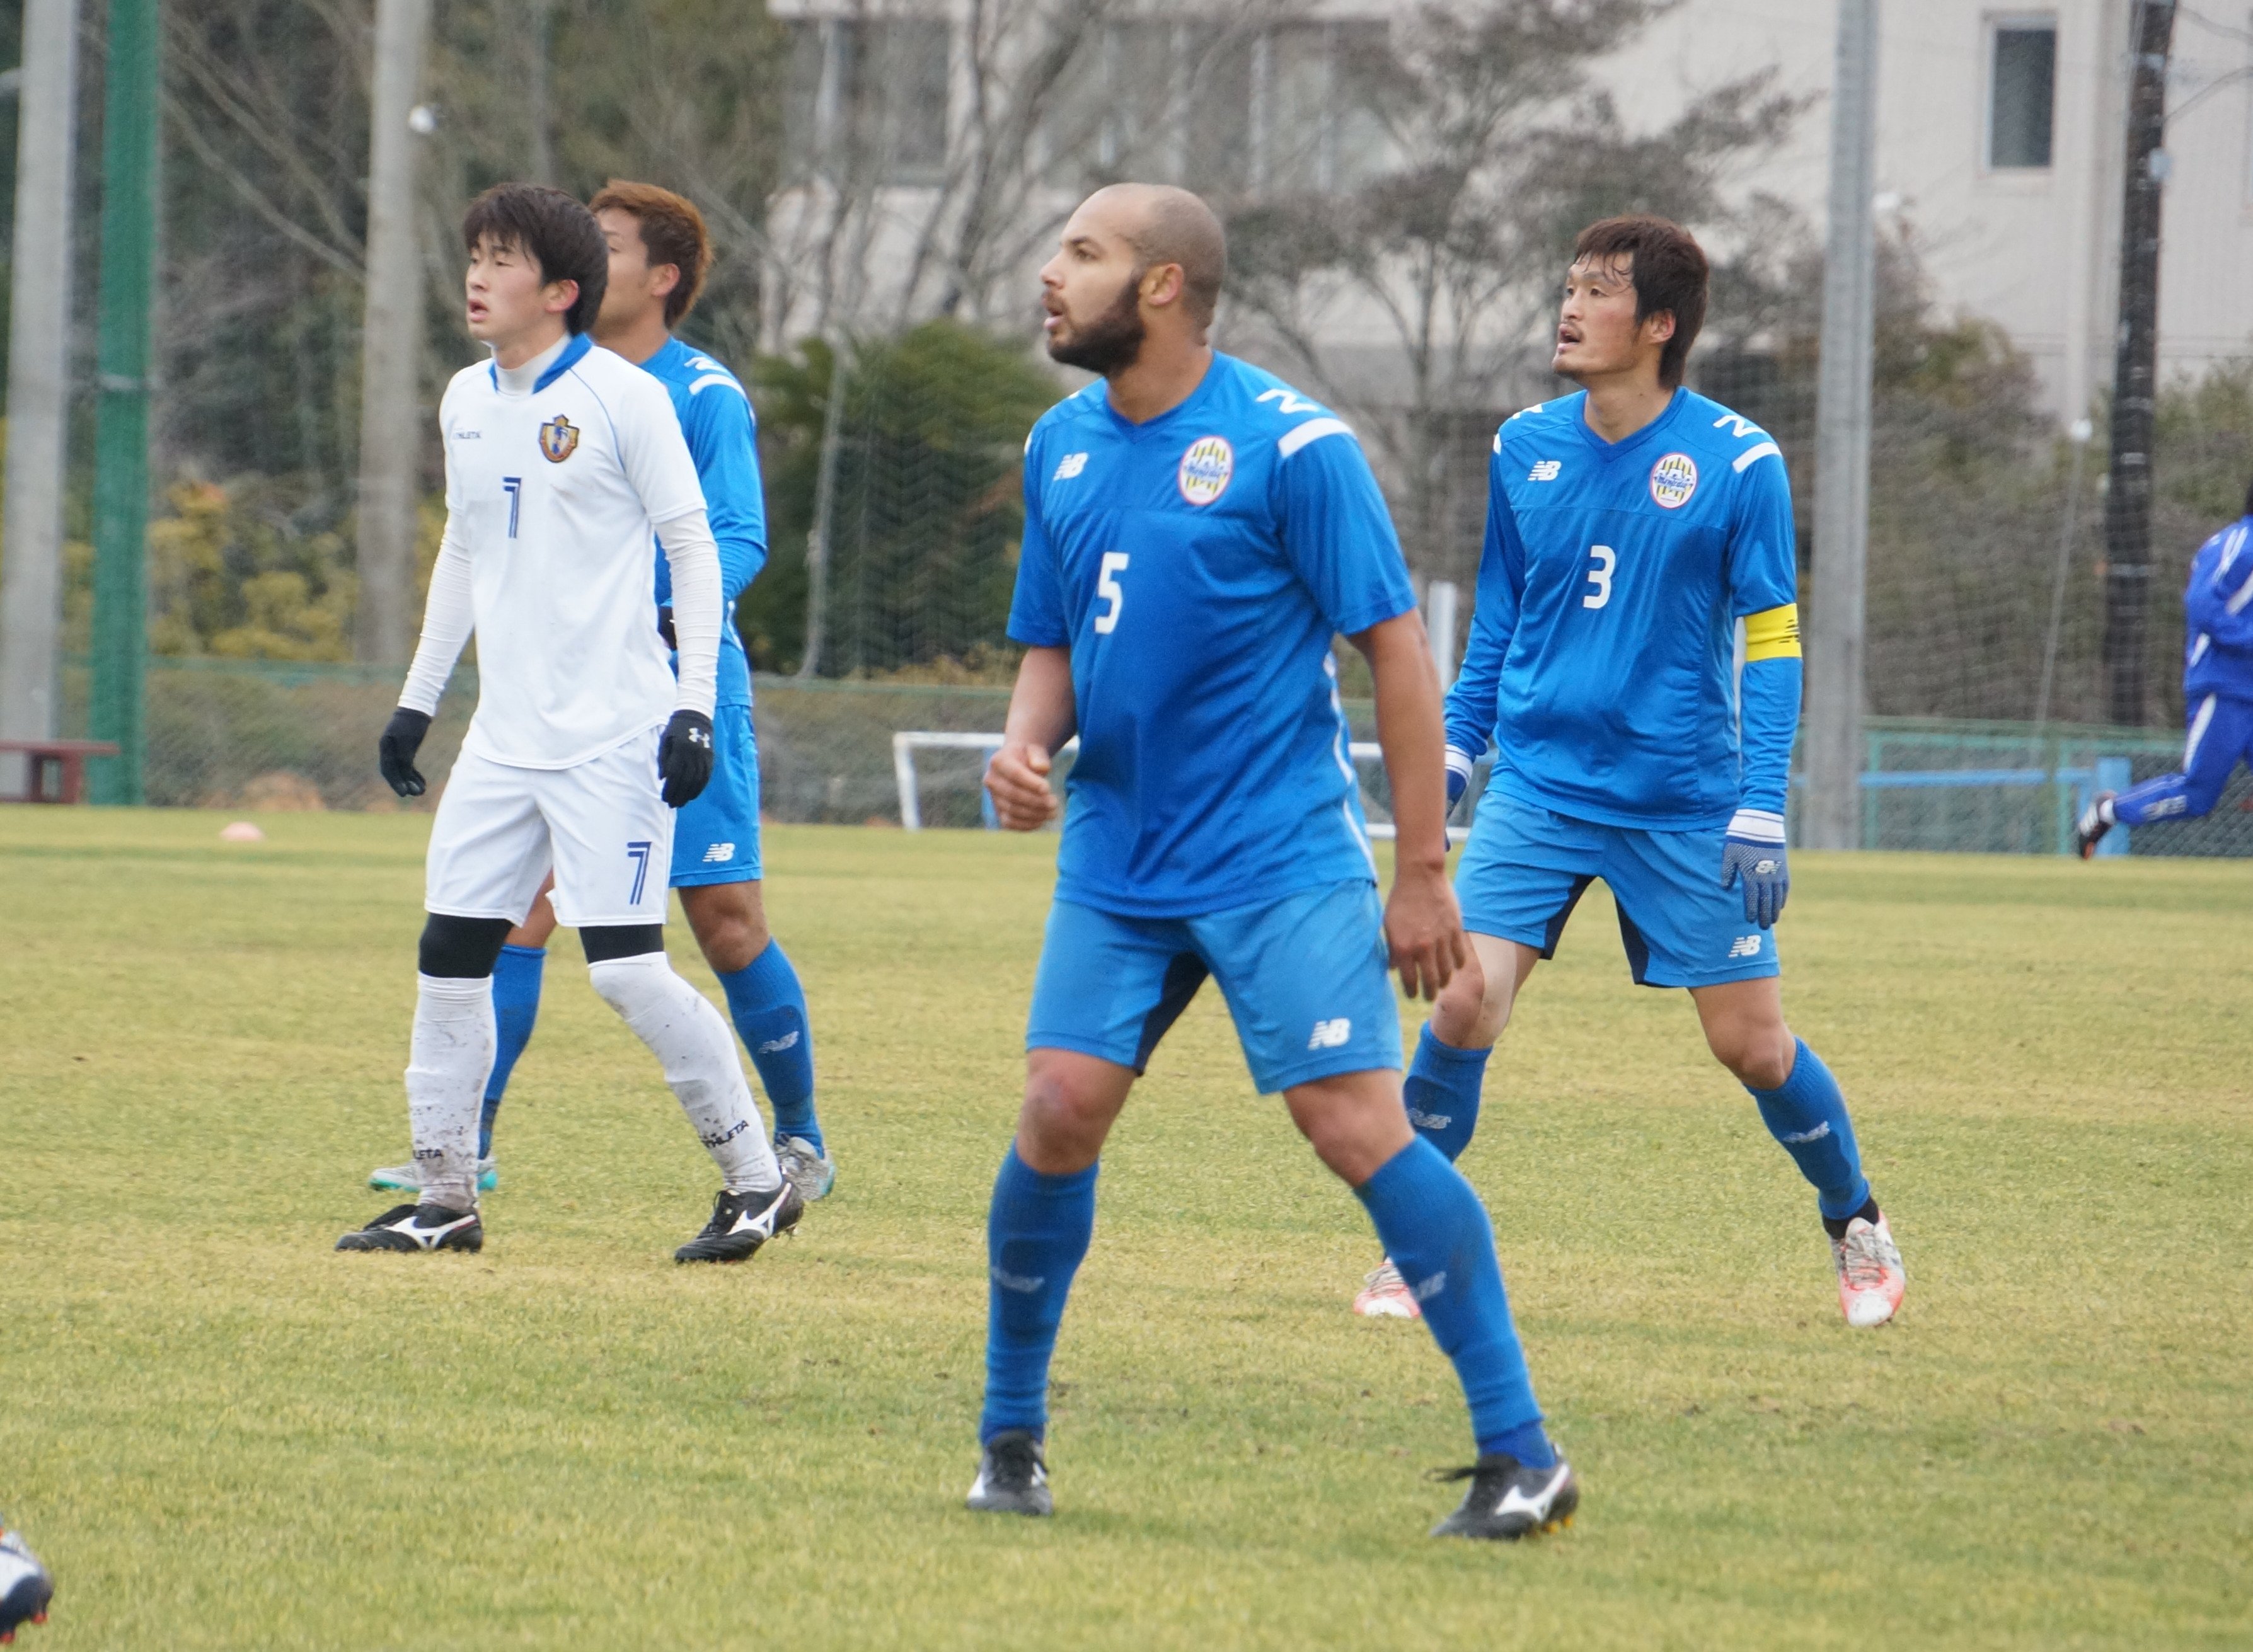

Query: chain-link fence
[38,654,2249,858]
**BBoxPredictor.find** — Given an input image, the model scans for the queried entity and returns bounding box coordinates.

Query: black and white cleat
[1427,1455,1579,1541]
[674,1182,802,1263]
[335,1202,483,1254]
[2074,791,2117,860]
[965,1430,1052,1517]
[0,1516,54,1643]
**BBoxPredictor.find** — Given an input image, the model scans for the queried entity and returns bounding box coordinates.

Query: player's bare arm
[1352,611,1468,1001]
[988,645,1075,831]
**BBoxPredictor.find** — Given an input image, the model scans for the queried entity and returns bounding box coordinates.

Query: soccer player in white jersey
[337,183,798,1263]
[363,181,835,1205]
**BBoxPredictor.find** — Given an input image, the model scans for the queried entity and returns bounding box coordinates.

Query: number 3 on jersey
[1583,544,1615,610]
[1094,552,1130,634]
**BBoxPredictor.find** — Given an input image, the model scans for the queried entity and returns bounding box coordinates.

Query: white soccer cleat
[1831,1212,1906,1328]
[369,1157,497,1193]
[773,1135,836,1201]
[1353,1258,1422,1320]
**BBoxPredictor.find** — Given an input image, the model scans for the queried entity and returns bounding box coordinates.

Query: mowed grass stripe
[2,807,2247,1649]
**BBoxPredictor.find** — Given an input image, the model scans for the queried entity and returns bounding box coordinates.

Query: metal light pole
[2102,1,2175,728]
[1802,0,1880,852]
[353,0,434,665]
[0,0,81,751]
[88,0,161,805]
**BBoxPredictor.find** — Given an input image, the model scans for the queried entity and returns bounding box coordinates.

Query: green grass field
[3,806,2249,1649]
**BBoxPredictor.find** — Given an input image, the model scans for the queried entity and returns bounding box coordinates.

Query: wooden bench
[0,739,122,803]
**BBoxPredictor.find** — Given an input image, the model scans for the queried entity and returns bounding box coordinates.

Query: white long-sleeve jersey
[400,331,720,769]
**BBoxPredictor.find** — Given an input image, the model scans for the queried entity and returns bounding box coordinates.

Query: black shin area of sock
[1823,1195,1881,1242]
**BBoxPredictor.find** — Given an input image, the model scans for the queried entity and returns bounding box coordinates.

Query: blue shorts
[1456,791,1779,989]
[670,704,761,887]
[1027,880,1403,1094]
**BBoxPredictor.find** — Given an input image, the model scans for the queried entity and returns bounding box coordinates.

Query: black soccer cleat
[1427,1454,1579,1540]
[965,1430,1052,1516]
[0,1517,54,1642]
[673,1181,802,1263]
[335,1202,483,1254]
[2074,791,2117,859]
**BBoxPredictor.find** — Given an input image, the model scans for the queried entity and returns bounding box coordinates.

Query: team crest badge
[1649,451,1698,508]
[538,414,580,464]
[1177,435,1234,506]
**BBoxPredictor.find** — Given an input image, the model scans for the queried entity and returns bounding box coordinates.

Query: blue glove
[1720,808,1789,929]
[1444,746,1475,815]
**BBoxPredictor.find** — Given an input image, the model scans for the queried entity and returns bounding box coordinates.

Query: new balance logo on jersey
[1529,459,1563,482]
[1054,451,1089,480]
[1308,1018,1353,1050]
[1256,387,1324,416]
[701,842,735,863]
[1728,935,1763,958]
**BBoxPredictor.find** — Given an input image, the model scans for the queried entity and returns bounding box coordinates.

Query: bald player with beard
[960,184,1577,1542]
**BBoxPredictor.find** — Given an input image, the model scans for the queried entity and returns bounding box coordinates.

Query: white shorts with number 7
[424,723,672,928]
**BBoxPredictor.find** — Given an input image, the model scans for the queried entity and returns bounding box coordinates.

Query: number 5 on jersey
[1583,544,1615,610]
[1095,552,1130,634]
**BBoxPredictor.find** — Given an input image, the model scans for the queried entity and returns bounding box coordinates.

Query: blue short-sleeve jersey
[1009,352,1418,918]
[1446,387,1797,829]
[643,336,766,709]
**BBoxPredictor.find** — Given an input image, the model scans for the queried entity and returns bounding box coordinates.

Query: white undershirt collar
[492,333,570,397]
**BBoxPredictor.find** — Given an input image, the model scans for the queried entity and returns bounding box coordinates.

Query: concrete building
[762,1,2250,424]
[1603,0,2253,422]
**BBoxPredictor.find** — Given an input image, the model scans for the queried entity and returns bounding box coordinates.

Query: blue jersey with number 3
[1008,353,1417,918]
[1446,387,1797,830]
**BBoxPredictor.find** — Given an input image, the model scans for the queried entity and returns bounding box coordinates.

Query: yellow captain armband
[1743,603,1801,662]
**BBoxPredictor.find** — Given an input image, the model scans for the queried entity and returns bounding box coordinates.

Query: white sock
[406,973,495,1212]
[587,953,782,1194]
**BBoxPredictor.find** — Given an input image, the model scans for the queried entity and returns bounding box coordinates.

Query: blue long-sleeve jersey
[643,336,766,709]
[1445,387,1801,829]
[2182,515,2253,703]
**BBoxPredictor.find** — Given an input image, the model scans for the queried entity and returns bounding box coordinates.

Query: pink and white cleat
[1354,1258,1422,1319]
[1831,1212,1906,1327]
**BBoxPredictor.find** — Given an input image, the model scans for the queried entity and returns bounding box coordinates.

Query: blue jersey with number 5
[1008,353,1417,918]
[1446,387,1797,830]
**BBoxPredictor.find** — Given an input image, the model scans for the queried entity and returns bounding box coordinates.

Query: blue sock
[479,944,546,1157]
[979,1147,1098,1444]
[1404,1022,1490,1163]
[1746,1038,1870,1222]
[1354,1137,1552,1467]
[717,941,822,1154]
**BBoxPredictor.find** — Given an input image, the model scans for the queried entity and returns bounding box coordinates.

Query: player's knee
[1018,1067,1114,1164]
[1433,953,1509,1047]
[2183,774,2230,818]
[684,887,767,973]
[418,914,514,979]
[1709,1021,1793,1089]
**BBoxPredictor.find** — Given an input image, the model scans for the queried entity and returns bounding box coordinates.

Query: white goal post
[892,731,1470,842]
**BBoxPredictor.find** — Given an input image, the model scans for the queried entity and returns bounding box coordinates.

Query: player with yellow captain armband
[1352,214,1906,1332]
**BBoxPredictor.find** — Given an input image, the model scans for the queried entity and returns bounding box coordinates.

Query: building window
[1988,19,2056,169]
[783,18,952,186]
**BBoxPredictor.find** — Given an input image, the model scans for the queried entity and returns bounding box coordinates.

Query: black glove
[378,708,433,797]
[657,605,677,651]
[658,709,714,807]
